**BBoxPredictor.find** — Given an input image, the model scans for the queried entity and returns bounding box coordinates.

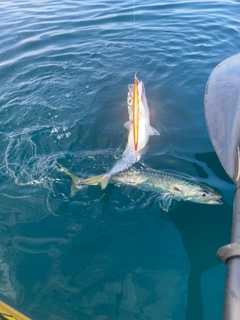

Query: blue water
[0,1,239,319]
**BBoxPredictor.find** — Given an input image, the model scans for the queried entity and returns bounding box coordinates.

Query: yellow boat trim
[0,300,31,320]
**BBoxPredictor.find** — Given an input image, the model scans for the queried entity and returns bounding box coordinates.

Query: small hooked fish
[99,76,160,190]
[133,74,139,151]
[60,166,223,212]
[126,76,160,152]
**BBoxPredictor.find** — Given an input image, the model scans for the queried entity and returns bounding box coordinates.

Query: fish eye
[198,188,209,198]
[127,97,133,106]
[199,192,208,197]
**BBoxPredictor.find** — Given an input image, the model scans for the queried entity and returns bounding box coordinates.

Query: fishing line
[132,1,145,76]
[133,0,137,73]
[132,0,144,74]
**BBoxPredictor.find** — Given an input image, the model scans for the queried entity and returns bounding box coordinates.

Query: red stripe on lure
[133,75,139,151]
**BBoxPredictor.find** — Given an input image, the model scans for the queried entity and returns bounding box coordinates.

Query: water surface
[0,1,239,319]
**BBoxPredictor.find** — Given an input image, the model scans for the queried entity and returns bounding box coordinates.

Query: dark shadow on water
[195,152,232,184]
[171,201,232,320]
[171,151,233,320]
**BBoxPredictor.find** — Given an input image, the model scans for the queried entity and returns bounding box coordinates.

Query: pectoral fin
[148,126,160,136]
[123,121,131,131]
[158,193,174,212]
[100,174,111,189]
[235,145,240,182]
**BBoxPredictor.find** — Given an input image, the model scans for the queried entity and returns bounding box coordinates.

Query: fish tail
[71,174,103,196]
[57,163,103,196]
[57,164,81,197]
[57,164,74,179]
[70,176,80,197]
[100,174,111,190]
[83,175,104,185]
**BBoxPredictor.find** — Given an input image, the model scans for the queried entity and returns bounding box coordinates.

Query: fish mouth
[207,198,223,205]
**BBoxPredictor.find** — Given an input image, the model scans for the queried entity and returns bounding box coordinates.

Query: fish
[100,77,160,190]
[133,74,139,151]
[59,166,223,212]
[125,76,160,152]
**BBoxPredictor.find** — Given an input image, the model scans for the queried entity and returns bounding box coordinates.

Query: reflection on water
[171,152,233,320]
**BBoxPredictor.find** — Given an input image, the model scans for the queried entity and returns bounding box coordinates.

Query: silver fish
[60,166,222,212]
[100,78,160,190]
[125,79,160,151]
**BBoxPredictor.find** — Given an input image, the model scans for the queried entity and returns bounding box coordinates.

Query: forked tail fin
[58,164,102,197]
[57,164,83,197]
[70,176,80,197]
[70,174,103,196]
